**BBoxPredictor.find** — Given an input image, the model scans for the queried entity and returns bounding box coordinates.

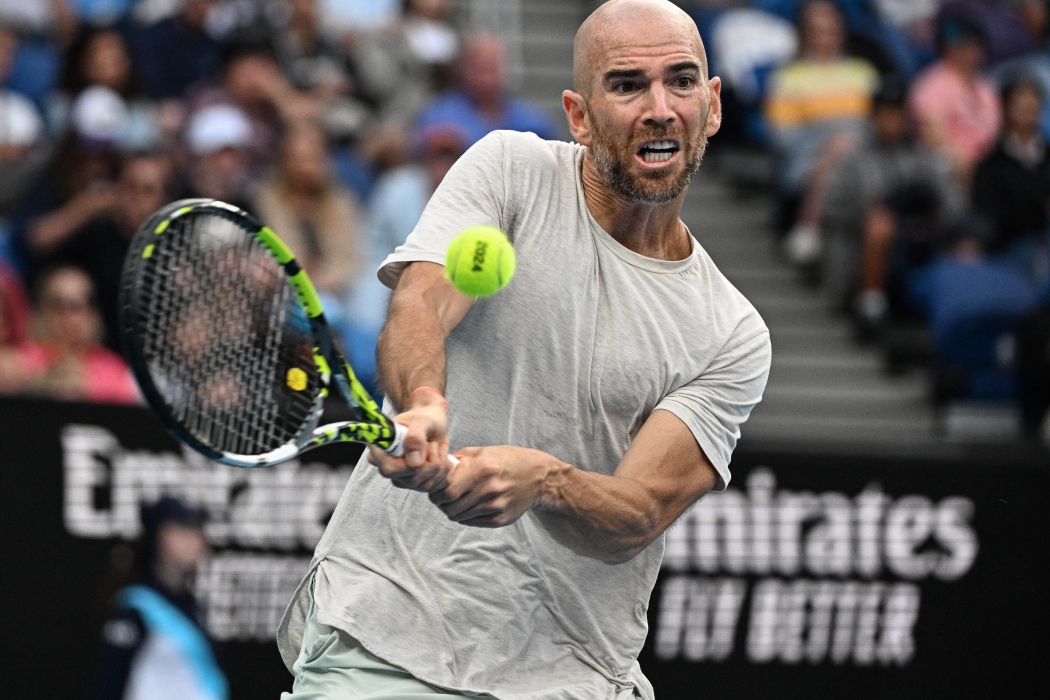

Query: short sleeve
[655,329,771,490]
[378,131,507,289]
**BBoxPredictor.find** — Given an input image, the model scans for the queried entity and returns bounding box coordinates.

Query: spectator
[92,496,226,700]
[415,33,559,148]
[0,259,30,394]
[764,0,878,260]
[0,26,50,268]
[190,41,319,180]
[29,152,171,350]
[940,0,1039,66]
[22,84,129,285]
[909,215,1038,401]
[909,17,1002,182]
[973,77,1050,252]
[821,77,964,334]
[180,103,255,212]
[253,123,362,297]
[73,0,135,27]
[271,0,370,143]
[55,27,162,151]
[4,265,138,403]
[127,0,222,100]
[354,0,459,130]
[367,123,466,273]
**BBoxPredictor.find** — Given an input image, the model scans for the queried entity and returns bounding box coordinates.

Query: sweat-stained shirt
[277,130,771,700]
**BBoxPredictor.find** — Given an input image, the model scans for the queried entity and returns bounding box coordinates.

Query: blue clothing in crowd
[415,91,559,148]
[128,17,222,100]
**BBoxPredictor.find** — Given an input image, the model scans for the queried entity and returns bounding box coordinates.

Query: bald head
[573,0,706,98]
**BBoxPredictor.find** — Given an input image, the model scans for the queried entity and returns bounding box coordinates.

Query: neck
[580,152,692,261]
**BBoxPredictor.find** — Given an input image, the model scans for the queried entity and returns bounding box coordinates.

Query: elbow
[600,527,659,565]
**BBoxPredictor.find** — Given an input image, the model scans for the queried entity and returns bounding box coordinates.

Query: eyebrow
[603,69,644,82]
[602,62,702,84]
[667,61,701,74]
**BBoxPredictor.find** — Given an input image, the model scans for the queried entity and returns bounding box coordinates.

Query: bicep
[388,261,474,335]
[613,409,719,535]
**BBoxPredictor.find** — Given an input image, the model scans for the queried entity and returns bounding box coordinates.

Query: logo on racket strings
[286,367,308,391]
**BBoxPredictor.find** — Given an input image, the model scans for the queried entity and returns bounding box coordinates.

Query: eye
[613,82,638,95]
[672,76,695,89]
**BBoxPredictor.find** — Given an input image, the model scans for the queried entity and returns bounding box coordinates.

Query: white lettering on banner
[61,424,353,642]
[194,553,312,642]
[658,468,977,666]
[61,425,354,550]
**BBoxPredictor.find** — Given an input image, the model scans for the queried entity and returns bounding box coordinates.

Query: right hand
[367,392,455,491]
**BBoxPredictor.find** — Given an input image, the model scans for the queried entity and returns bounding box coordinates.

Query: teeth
[643,150,674,163]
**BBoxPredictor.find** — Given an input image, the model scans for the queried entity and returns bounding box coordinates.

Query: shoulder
[102,605,146,650]
[691,242,769,342]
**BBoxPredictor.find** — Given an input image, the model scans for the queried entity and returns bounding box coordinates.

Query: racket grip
[384,424,459,471]
[386,421,409,457]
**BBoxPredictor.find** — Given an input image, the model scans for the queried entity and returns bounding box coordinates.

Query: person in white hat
[180,103,255,213]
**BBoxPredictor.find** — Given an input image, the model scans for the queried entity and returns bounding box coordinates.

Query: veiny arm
[430,408,718,564]
[368,261,473,487]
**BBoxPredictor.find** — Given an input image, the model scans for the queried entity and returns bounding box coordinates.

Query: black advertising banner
[640,449,1050,699]
[1,398,1048,699]
[0,397,358,700]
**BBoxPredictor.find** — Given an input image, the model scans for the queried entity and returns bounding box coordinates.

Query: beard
[589,115,708,205]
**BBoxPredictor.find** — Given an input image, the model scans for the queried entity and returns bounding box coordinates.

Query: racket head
[120,199,327,466]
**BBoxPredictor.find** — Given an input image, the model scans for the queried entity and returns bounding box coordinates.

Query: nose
[644,82,676,127]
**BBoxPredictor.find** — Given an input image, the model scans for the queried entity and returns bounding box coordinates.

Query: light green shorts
[281,574,492,699]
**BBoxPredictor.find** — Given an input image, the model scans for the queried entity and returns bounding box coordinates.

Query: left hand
[427,445,553,528]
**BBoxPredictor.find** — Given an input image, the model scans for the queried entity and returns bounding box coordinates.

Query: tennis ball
[445,225,516,297]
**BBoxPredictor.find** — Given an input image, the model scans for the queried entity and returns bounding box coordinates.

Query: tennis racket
[119,198,407,467]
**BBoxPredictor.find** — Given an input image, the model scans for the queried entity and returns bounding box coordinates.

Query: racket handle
[386,421,409,457]
[384,424,460,471]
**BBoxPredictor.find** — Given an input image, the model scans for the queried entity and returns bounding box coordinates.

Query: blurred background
[0,1,1047,699]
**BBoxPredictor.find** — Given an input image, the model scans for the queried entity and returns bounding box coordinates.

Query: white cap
[185,104,252,155]
[71,85,128,145]
[0,91,43,147]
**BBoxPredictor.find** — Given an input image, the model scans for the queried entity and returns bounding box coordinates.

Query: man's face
[1007,84,1043,136]
[582,20,717,205]
[872,103,908,144]
[119,158,168,233]
[461,39,505,106]
[801,1,845,60]
[157,523,209,576]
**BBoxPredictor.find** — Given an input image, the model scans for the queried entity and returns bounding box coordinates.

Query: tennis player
[278,1,770,697]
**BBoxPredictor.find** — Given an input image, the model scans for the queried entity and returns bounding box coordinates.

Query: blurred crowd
[0,0,558,406]
[691,0,1050,434]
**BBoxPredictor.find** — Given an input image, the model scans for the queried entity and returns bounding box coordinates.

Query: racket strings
[136,212,319,455]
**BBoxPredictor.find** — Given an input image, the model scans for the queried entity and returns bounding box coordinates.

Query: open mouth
[637,139,681,164]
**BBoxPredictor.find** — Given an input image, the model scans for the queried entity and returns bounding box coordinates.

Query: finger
[427,456,477,505]
[440,488,499,520]
[399,419,429,467]
[444,496,503,522]
[368,446,413,480]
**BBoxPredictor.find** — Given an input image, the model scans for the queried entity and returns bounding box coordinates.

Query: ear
[704,76,722,138]
[563,90,593,146]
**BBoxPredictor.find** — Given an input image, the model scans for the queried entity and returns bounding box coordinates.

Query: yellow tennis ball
[445,225,516,297]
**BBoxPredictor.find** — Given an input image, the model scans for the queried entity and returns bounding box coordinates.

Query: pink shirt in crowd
[17,342,140,405]
[909,61,1002,168]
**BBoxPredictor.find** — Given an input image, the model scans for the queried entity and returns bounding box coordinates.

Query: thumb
[400,419,429,467]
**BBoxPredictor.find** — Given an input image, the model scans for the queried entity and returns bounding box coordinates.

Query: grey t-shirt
[277,131,770,699]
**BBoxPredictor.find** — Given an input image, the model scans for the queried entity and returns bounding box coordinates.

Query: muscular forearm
[375,262,472,411]
[536,461,670,565]
[377,296,448,411]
